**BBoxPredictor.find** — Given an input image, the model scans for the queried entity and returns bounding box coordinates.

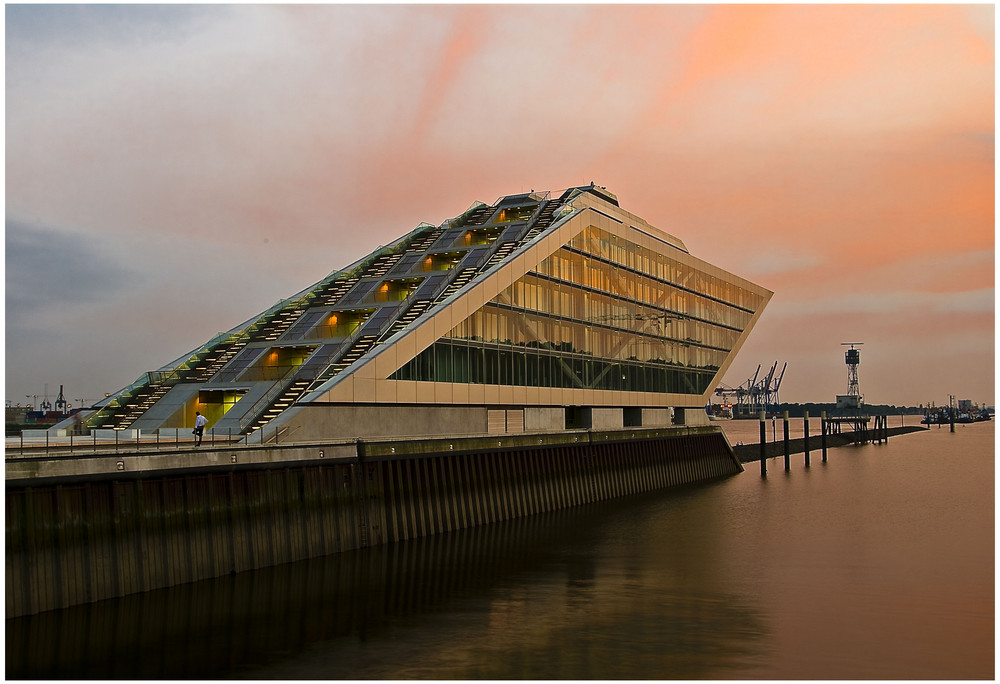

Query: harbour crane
[714,361,786,417]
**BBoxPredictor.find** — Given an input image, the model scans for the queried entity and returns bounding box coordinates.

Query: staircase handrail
[237,376,298,432]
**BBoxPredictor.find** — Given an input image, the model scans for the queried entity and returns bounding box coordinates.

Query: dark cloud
[5,5,216,51]
[6,219,142,326]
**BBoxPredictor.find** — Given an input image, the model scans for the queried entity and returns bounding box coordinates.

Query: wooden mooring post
[874,415,889,444]
[821,411,828,462]
[759,411,767,477]
[803,411,810,467]
[783,411,790,471]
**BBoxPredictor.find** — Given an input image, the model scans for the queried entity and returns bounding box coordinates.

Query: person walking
[194,411,207,447]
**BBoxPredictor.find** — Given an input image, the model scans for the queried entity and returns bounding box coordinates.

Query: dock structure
[732,423,926,463]
[8,184,771,617]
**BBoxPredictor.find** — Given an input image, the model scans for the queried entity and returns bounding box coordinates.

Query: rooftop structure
[84,184,772,440]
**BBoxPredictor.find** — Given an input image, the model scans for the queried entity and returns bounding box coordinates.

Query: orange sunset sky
[5,4,995,409]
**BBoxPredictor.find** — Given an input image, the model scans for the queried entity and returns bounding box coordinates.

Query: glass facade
[392,226,765,395]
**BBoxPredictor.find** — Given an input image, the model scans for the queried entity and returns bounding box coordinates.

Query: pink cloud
[5,4,993,405]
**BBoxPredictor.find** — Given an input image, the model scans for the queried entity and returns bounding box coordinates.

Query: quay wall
[6,427,740,617]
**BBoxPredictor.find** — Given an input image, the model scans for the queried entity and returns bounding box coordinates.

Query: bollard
[759,411,767,477]
[821,411,828,462]
[803,411,810,467]
[783,411,790,471]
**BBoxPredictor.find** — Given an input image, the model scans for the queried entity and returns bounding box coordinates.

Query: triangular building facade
[87,185,771,439]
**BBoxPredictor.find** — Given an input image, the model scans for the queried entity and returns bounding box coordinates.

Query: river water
[6,418,994,679]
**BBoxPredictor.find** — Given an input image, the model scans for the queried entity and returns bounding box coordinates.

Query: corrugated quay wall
[6,430,740,617]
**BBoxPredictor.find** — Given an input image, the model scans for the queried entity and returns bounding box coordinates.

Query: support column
[803,411,810,468]
[821,411,828,462]
[783,411,790,471]
[759,411,767,477]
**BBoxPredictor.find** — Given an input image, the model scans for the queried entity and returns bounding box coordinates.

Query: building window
[497,206,534,223]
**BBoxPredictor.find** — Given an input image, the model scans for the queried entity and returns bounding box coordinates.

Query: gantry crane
[714,361,786,417]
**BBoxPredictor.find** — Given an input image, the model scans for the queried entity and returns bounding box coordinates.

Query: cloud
[4,4,993,406]
[6,219,142,327]
[766,288,994,317]
[742,250,823,277]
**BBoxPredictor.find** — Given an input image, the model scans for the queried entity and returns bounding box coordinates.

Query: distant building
[86,184,772,439]
[836,394,862,410]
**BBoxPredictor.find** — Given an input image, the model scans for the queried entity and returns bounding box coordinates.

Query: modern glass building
[86,184,771,439]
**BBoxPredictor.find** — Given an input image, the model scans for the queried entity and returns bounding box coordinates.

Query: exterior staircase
[249,379,312,432]
[522,199,560,241]
[88,194,568,433]
[482,241,518,270]
[312,277,359,307]
[380,299,435,340]
[306,333,381,392]
[186,340,249,382]
[436,267,478,301]
[456,204,495,227]
[404,228,444,252]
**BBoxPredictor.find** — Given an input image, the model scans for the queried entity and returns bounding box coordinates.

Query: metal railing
[7,426,247,458]
[6,421,313,458]
[236,376,297,433]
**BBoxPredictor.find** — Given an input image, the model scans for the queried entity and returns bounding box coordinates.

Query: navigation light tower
[838,342,863,410]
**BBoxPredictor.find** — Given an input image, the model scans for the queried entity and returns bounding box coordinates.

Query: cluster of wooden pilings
[6,427,741,618]
[757,411,893,477]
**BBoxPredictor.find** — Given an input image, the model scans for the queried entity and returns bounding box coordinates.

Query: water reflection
[8,422,993,678]
[8,483,766,679]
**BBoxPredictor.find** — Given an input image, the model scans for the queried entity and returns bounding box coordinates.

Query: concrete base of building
[272,404,705,441]
[285,404,490,441]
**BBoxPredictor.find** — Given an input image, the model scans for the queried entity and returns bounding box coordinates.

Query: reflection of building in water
[7,503,765,679]
[83,184,771,440]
